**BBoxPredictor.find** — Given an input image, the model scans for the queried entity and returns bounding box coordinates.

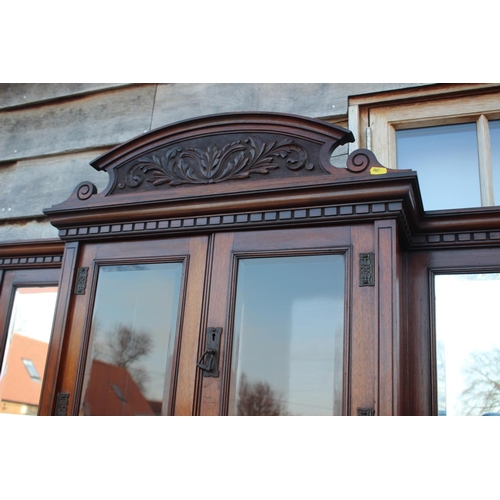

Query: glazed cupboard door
[0,268,60,416]
[198,226,353,416]
[43,236,209,416]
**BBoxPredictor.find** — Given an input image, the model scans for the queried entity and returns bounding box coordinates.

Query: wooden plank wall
[0,83,425,241]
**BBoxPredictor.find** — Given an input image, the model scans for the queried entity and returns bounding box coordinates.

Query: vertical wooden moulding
[350,224,376,416]
[375,220,400,416]
[476,114,494,206]
[406,251,432,415]
[198,232,234,416]
[173,236,210,416]
[369,106,389,167]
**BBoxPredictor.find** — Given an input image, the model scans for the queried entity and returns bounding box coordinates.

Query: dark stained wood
[38,242,79,416]
[198,226,352,415]
[172,236,210,415]
[0,239,64,269]
[36,111,500,416]
[406,247,500,415]
[48,236,210,416]
[349,224,375,415]
[375,220,401,415]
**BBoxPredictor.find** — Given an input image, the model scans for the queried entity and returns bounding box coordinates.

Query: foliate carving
[117,137,317,190]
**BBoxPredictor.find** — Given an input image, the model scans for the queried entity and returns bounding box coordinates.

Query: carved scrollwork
[117,137,316,189]
[75,181,97,201]
[346,148,384,173]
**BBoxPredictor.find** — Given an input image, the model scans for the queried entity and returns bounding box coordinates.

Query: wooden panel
[476,114,494,206]
[0,149,110,219]
[384,91,500,127]
[369,106,390,168]
[0,85,156,162]
[151,83,425,129]
[198,232,234,416]
[349,224,376,415]
[0,84,134,110]
[375,220,400,415]
[172,236,210,415]
[406,251,432,415]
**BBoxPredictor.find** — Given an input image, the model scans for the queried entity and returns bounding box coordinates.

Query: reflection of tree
[237,374,289,416]
[460,348,500,415]
[94,323,153,394]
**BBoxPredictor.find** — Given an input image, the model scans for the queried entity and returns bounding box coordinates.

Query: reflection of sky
[8,288,57,342]
[397,123,480,211]
[435,274,500,415]
[1,287,57,381]
[230,255,345,416]
[90,264,182,401]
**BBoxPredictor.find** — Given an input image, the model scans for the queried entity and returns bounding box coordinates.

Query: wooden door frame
[197,226,353,416]
[40,235,211,416]
[406,247,500,416]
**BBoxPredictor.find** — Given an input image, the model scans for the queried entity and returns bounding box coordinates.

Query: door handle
[196,327,222,377]
[197,348,216,372]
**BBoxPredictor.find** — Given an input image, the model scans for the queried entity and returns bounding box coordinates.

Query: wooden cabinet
[45,222,404,416]
[31,112,500,416]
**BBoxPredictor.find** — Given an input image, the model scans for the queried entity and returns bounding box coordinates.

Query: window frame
[349,85,500,209]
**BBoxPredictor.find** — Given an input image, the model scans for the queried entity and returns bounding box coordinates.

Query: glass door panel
[81,263,183,416]
[0,286,58,415]
[435,273,500,416]
[228,254,345,416]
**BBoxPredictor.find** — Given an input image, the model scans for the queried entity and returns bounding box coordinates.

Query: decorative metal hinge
[55,392,70,416]
[357,408,375,416]
[74,267,89,295]
[359,253,375,287]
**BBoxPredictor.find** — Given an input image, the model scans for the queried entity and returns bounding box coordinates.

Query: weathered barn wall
[0,83,426,241]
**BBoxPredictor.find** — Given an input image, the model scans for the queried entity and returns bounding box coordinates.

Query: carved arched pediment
[44,112,421,241]
[49,113,355,207]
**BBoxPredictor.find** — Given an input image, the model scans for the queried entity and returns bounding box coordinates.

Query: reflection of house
[0,334,48,415]
[82,359,159,416]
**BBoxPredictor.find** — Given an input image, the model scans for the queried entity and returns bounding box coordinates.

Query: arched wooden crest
[44,112,419,242]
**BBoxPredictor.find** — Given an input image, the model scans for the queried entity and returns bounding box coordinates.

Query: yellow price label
[370,167,387,175]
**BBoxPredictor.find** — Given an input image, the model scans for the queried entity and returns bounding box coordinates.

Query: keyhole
[212,332,216,342]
